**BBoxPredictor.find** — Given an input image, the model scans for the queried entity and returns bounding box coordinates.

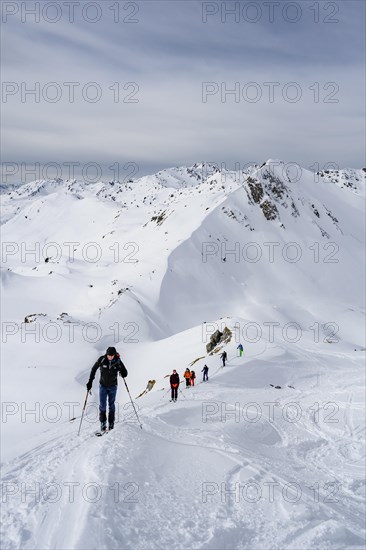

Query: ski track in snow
[1,162,365,549]
[1,348,365,550]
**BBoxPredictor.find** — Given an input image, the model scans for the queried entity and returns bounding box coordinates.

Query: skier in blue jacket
[202,364,209,381]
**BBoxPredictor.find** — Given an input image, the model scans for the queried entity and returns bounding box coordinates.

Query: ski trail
[1,426,111,550]
[1,348,365,550]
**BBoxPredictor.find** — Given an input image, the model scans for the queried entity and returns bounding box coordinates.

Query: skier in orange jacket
[183,368,191,387]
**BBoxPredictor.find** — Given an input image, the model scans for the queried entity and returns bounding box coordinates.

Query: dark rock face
[222,326,232,343]
[206,326,232,353]
[260,199,278,221]
[247,178,264,204]
[246,173,281,222]
[24,313,47,323]
[151,210,167,225]
[206,329,223,353]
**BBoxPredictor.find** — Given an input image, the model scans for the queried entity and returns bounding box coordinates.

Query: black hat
[106,347,117,356]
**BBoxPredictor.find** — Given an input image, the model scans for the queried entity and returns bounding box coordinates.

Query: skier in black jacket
[202,364,209,382]
[170,369,180,402]
[86,346,128,432]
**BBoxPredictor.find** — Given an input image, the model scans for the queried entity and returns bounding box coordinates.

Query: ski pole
[160,387,171,400]
[178,386,187,399]
[122,377,143,429]
[78,389,90,436]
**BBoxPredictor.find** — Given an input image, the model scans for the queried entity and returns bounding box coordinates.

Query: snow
[1,161,365,549]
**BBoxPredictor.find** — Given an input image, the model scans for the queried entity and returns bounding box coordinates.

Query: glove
[86,381,92,391]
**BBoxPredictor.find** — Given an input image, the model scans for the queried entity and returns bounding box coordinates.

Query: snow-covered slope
[1,160,365,549]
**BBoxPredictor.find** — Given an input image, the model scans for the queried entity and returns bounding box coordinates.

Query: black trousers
[171,386,178,400]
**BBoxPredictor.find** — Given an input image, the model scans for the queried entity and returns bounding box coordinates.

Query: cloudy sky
[1,0,365,182]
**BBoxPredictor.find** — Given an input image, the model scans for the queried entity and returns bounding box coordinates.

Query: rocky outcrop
[206,326,232,353]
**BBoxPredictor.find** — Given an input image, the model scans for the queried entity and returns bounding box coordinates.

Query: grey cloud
[1,0,365,182]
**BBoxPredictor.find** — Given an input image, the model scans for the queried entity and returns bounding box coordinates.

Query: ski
[95,429,108,437]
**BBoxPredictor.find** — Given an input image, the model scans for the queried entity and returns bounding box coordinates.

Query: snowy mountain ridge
[1,158,365,332]
[1,160,364,229]
[1,159,365,550]
[2,159,365,200]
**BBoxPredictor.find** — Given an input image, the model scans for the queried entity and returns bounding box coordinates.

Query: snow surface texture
[1,160,365,549]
